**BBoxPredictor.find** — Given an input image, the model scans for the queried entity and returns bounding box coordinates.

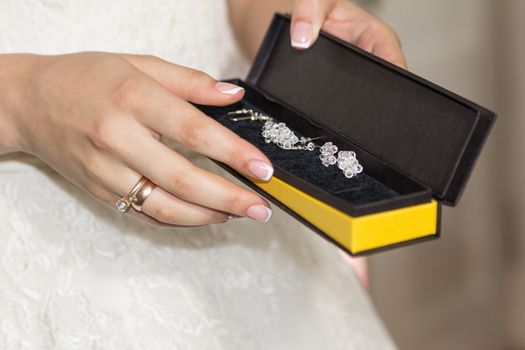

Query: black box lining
[196,80,432,217]
[248,14,496,205]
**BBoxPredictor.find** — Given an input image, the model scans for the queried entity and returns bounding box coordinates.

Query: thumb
[291,0,338,49]
[123,54,245,106]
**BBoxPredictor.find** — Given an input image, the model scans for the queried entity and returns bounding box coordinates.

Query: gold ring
[115,176,148,213]
[131,179,156,212]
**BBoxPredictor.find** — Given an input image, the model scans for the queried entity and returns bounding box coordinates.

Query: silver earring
[318,142,363,178]
[227,109,363,178]
[228,109,320,150]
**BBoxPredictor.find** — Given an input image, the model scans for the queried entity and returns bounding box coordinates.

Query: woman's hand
[227,0,404,286]
[290,0,406,68]
[228,0,406,69]
[0,52,274,226]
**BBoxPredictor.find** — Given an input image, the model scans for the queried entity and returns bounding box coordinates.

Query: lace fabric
[0,1,395,348]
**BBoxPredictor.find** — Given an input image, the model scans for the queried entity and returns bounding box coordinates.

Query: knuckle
[187,68,206,84]
[167,167,196,195]
[227,138,249,166]
[112,75,143,108]
[179,116,208,149]
[90,118,122,151]
[152,204,181,224]
[184,69,208,100]
[222,190,246,214]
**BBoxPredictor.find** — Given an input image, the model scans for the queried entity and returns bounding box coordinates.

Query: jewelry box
[195,13,496,255]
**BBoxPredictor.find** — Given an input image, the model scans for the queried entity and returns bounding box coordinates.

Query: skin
[228,0,406,67]
[0,0,405,228]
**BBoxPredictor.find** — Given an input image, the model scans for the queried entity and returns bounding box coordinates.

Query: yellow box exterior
[253,176,438,254]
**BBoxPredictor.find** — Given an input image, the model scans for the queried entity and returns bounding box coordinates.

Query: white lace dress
[0,1,395,349]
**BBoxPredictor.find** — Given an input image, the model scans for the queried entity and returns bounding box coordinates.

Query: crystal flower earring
[227,109,320,150]
[227,109,363,178]
[318,142,363,178]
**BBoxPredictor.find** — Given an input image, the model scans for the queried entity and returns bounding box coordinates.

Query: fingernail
[248,160,274,181]
[246,204,272,222]
[215,82,244,95]
[291,21,313,49]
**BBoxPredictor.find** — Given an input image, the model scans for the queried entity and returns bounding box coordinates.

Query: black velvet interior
[214,103,398,205]
[196,80,433,216]
[248,14,496,205]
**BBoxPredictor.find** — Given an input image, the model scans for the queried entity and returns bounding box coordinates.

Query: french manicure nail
[291,21,313,49]
[246,204,272,222]
[248,160,274,181]
[215,82,244,95]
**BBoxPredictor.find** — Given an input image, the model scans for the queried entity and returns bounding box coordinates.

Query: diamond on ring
[115,198,131,213]
[115,177,148,213]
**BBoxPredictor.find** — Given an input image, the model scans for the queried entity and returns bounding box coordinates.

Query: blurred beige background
[362,1,525,349]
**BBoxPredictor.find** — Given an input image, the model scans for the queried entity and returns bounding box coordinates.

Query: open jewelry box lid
[246,14,496,206]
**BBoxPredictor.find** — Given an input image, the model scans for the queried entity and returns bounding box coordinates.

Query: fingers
[84,152,230,226]
[123,54,245,106]
[141,185,229,226]
[370,35,407,69]
[290,0,406,68]
[99,184,227,228]
[111,123,272,222]
[117,75,274,184]
[290,0,338,49]
[349,19,406,69]
[88,58,274,223]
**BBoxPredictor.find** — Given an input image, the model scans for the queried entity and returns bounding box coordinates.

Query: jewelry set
[116,108,363,213]
[227,109,363,179]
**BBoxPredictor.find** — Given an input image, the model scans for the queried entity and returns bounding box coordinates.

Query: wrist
[0,54,42,155]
